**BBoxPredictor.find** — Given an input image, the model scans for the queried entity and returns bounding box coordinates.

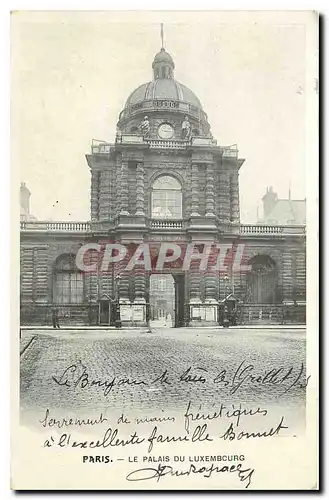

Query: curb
[20,325,306,331]
[20,335,36,356]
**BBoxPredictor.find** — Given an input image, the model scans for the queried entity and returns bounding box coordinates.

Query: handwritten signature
[126,462,255,488]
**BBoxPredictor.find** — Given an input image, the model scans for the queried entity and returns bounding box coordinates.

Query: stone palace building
[20,43,306,327]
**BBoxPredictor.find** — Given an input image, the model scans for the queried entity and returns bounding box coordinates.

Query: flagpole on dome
[160,23,164,50]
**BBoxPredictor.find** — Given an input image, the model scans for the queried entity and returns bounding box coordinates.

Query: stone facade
[20,46,306,327]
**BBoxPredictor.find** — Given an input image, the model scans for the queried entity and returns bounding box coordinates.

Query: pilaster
[120,160,130,215]
[135,162,145,215]
[90,170,100,221]
[191,163,200,216]
[282,249,293,302]
[205,163,216,217]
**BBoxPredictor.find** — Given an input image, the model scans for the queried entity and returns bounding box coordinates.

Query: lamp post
[223,275,230,328]
[145,284,152,333]
[115,274,122,329]
[223,275,229,299]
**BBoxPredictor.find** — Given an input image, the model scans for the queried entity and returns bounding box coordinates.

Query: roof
[153,48,175,67]
[219,293,241,303]
[125,79,202,109]
[260,199,306,225]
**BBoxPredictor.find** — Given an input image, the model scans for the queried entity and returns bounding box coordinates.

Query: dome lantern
[152,48,175,79]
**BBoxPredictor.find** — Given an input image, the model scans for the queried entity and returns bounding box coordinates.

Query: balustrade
[20,220,305,236]
[240,225,283,235]
[150,219,183,229]
[20,221,91,232]
[147,139,189,149]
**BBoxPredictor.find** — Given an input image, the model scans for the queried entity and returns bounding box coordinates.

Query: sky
[12,11,309,223]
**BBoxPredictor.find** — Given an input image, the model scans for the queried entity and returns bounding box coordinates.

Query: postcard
[11,10,318,490]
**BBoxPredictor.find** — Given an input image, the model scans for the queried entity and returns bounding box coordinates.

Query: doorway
[149,273,185,328]
[99,300,110,325]
[149,274,175,328]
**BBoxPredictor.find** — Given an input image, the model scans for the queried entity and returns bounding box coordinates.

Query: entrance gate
[149,273,186,328]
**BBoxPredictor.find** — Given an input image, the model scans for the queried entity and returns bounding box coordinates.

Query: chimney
[262,186,278,218]
[20,182,31,214]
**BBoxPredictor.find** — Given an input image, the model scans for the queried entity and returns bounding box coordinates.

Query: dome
[125,79,203,109]
[123,46,203,110]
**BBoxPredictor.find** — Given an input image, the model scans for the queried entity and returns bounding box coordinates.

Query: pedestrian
[223,305,229,328]
[52,308,60,329]
[231,308,237,326]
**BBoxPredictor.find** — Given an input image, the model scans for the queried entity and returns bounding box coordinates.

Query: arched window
[151,175,182,219]
[53,254,84,304]
[192,128,199,136]
[246,255,277,304]
[130,126,138,134]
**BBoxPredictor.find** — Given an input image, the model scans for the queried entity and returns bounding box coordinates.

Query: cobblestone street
[20,327,307,422]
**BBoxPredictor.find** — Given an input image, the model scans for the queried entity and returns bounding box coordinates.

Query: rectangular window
[152,191,182,219]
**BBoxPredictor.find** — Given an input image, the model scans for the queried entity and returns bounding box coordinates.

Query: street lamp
[115,274,122,329]
[145,284,152,334]
[223,275,229,299]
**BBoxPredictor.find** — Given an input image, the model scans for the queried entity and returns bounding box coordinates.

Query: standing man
[52,308,60,329]
[222,305,230,328]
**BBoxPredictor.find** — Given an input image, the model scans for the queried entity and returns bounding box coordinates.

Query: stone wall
[88,146,241,224]
[20,231,306,326]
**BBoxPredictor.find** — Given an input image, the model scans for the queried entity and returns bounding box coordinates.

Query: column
[114,255,131,324]
[90,170,99,221]
[230,173,240,223]
[185,164,192,215]
[99,245,113,299]
[191,164,200,216]
[99,170,111,219]
[295,251,306,300]
[282,250,293,301]
[135,163,145,215]
[20,246,34,302]
[85,250,99,303]
[205,276,218,302]
[120,161,130,215]
[118,259,130,301]
[115,154,122,217]
[218,171,230,223]
[204,245,219,323]
[291,251,297,300]
[35,246,49,302]
[134,268,146,301]
[132,267,146,324]
[189,258,201,303]
[205,163,216,217]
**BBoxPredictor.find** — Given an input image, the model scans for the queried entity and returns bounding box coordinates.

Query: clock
[158,123,174,139]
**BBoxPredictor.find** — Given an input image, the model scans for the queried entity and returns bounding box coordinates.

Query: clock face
[158,123,174,139]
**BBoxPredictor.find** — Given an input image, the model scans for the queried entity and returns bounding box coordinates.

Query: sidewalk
[20,324,306,335]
